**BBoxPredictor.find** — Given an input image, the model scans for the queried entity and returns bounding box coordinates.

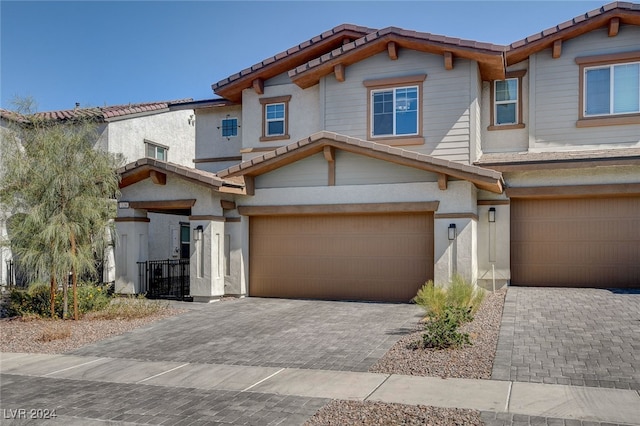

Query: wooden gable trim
[149,170,166,185]
[129,199,196,210]
[387,41,398,60]
[443,51,453,70]
[608,17,620,37]
[334,63,345,82]
[552,40,562,59]
[114,217,150,223]
[324,146,336,186]
[437,173,448,190]
[252,78,264,95]
[221,200,236,210]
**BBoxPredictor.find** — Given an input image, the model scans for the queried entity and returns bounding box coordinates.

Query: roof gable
[211,24,375,102]
[217,131,504,193]
[506,2,640,65]
[289,27,506,88]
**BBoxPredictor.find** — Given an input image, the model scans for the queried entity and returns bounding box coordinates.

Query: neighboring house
[0,100,197,286]
[112,2,640,301]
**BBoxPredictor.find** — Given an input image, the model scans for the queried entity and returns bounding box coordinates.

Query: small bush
[90,295,169,320]
[414,274,485,316]
[421,306,472,349]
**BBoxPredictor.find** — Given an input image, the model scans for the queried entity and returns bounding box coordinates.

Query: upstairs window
[489,70,526,131]
[584,62,639,116]
[221,117,238,138]
[259,95,291,142]
[363,74,426,146]
[576,52,640,127]
[371,86,419,137]
[145,140,168,161]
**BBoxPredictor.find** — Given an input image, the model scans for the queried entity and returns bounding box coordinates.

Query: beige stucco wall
[194,106,242,173]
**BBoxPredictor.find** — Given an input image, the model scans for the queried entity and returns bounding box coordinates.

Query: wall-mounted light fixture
[193,225,204,241]
[448,223,457,241]
[488,207,496,223]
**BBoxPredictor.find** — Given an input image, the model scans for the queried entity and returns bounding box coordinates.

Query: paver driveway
[492,287,640,390]
[71,297,423,372]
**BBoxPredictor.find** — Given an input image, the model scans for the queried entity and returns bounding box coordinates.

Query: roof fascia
[212,27,373,102]
[219,136,503,193]
[290,32,505,89]
[507,8,640,65]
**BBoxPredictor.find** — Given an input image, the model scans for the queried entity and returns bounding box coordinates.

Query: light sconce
[488,207,496,223]
[193,225,204,241]
[448,223,457,241]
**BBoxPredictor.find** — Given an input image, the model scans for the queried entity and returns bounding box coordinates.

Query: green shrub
[7,281,111,318]
[414,274,485,316]
[421,306,472,349]
[413,280,447,317]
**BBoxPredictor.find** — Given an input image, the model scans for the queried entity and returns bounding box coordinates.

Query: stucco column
[114,210,149,294]
[433,218,477,287]
[476,204,510,290]
[190,218,225,302]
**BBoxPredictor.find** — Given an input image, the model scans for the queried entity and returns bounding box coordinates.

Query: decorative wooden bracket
[608,17,619,37]
[444,52,453,70]
[387,42,398,60]
[252,78,264,95]
[552,40,562,59]
[438,173,448,190]
[150,170,166,185]
[324,146,336,186]
[334,64,345,82]
[220,200,236,210]
[244,176,255,196]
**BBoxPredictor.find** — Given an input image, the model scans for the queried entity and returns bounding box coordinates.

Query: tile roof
[118,157,244,191]
[211,24,375,101]
[476,148,640,169]
[0,108,28,123]
[28,99,193,123]
[288,26,506,86]
[506,2,640,64]
[217,131,504,193]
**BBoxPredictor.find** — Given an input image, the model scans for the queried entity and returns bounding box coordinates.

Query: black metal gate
[138,259,190,301]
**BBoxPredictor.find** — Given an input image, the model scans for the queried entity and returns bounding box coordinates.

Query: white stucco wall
[194,106,242,173]
[107,109,196,166]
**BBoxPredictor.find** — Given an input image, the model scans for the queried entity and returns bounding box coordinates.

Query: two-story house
[116,2,639,302]
[1,100,196,287]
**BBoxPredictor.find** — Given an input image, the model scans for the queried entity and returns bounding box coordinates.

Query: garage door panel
[511,197,640,288]
[249,213,433,301]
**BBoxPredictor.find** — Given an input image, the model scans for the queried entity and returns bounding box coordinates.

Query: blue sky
[1,1,605,112]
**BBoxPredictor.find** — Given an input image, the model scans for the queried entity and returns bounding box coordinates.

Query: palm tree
[1,105,121,319]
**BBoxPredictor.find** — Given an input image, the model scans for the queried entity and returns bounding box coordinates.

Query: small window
[371,86,419,137]
[145,140,168,161]
[576,52,640,127]
[180,224,190,259]
[221,117,238,138]
[489,70,526,131]
[259,95,291,142]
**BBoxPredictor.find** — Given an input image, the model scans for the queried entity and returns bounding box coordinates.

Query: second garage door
[511,197,640,288]
[249,213,434,302]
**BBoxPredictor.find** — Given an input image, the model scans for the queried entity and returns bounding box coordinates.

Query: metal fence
[138,259,190,301]
[4,259,109,289]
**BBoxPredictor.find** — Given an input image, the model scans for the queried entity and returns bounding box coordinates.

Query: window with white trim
[584,62,640,116]
[259,95,291,141]
[265,103,285,136]
[494,78,518,125]
[145,140,168,161]
[371,86,419,137]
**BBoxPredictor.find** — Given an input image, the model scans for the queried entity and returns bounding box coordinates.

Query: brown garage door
[249,213,434,301]
[511,197,640,288]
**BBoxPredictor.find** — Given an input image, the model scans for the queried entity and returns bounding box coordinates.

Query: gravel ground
[0,310,181,354]
[370,289,506,379]
[305,400,482,425]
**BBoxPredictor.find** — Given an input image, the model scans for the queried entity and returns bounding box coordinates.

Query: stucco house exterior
[0,100,196,286]
[114,2,638,301]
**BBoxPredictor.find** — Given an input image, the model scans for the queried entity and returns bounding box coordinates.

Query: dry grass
[86,296,170,320]
[39,322,72,342]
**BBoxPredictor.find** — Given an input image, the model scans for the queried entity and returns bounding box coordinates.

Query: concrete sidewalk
[2,352,639,425]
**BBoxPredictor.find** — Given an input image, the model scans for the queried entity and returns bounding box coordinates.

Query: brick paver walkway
[492,287,640,390]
